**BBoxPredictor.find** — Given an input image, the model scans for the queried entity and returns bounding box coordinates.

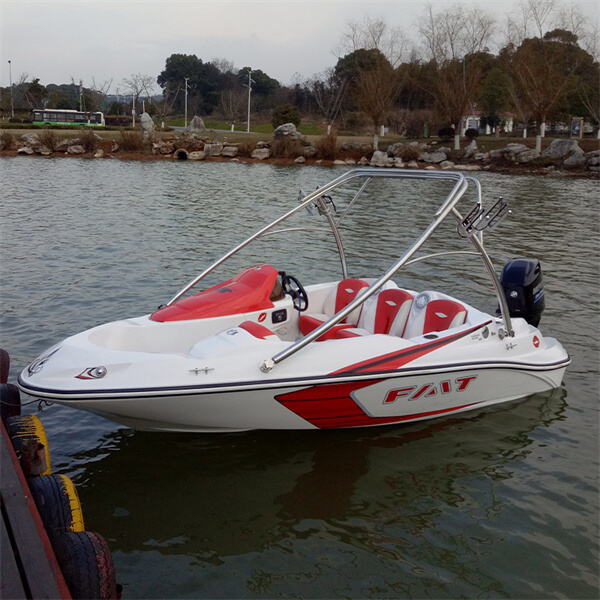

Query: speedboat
[18,169,570,432]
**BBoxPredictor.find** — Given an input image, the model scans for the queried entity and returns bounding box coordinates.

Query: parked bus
[32,109,105,127]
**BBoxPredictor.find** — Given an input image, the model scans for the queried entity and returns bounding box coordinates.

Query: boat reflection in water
[72,387,566,567]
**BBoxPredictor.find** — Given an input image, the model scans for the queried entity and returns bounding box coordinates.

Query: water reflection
[73,389,566,561]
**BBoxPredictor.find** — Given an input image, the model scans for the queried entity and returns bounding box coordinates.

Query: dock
[1,419,71,599]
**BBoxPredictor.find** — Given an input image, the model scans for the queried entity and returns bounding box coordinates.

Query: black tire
[0,348,9,383]
[6,414,51,476]
[1,383,21,421]
[53,531,118,599]
[29,474,85,541]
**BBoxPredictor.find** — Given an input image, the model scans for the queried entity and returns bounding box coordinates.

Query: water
[1,157,598,598]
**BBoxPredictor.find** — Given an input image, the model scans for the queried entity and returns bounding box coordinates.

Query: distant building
[460,110,514,135]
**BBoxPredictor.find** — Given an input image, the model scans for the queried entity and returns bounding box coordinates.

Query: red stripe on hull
[331,321,491,376]
[275,380,482,429]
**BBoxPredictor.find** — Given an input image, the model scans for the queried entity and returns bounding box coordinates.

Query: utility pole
[184,77,189,129]
[244,69,255,133]
[8,59,14,118]
[132,94,136,127]
[79,80,83,112]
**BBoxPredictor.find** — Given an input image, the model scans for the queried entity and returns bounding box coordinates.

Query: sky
[1,0,598,94]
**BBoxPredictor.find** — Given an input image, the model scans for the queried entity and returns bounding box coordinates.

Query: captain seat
[298,278,369,340]
[403,293,467,338]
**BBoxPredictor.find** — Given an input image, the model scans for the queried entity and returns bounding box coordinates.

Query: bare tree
[337,16,409,67]
[211,57,235,74]
[122,73,157,109]
[419,3,495,149]
[354,59,398,149]
[308,69,347,133]
[220,88,246,122]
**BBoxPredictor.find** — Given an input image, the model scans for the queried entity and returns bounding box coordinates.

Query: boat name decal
[383,375,478,404]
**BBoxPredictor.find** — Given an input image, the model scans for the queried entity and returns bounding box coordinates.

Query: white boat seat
[403,293,467,338]
[357,289,414,336]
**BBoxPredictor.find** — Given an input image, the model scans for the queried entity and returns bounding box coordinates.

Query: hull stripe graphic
[275,379,482,429]
[331,321,491,376]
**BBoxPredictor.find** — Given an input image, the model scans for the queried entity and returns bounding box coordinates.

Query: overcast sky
[1,0,598,93]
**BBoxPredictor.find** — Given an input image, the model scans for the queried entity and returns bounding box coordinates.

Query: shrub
[316,132,337,160]
[118,130,144,151]
[272,104,301,129]
[78,128,100,153]
[343,111,369,134]
[271,136,303,158]
[399,145,421,162]
[465,128,479,140]
[38,129,58,151]
[0,130,14,150]
[438,126,455,140]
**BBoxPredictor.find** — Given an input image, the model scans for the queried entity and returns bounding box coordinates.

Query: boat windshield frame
[164,168,513,371]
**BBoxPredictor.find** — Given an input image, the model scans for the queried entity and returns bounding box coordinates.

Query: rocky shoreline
[1,125,598,178]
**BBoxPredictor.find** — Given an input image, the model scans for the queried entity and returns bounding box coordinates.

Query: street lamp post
[8,59,14,118]
[244,69,255,133]
[184,77,189,129]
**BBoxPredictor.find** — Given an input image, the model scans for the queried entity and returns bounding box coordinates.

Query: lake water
[1,157,598,598]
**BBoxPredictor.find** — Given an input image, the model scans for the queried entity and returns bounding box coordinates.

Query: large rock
[19,133,44,153]
[17,146,34,155]
[221,145,238,158]
[188,151,206,161]
[563,149,586,168]
[419,151,447,164]
[440,160,455,169]
[67,145,85,154]
[273,123,300,139]
[302,145,317,158]
[203,142,223,156]
[189,115,206,131]
[294,156,306,164]
[370,150,388,167]
[463,139,478,159]
[140,112,155,138]
[542,139,582,160]
[586,150,600,168]
[153,140,174,155]
[251,147,271,160]
[515,149,540,163]
[387,142,405,157]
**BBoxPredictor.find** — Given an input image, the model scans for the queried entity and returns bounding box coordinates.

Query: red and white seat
[357,288,414,336]
[298,278,369,340]
[403,292,467,338]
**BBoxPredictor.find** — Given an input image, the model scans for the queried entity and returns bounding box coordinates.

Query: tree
[418,3,495,148]
[337,16,409,67]
[353,51,398,149]
[122,73,156,109]
[478,66,511,128]
[272,103,300,128]
[508,34,585,149]
[25,78,46,108]
[307,68,347,132]
[157,54,223,114]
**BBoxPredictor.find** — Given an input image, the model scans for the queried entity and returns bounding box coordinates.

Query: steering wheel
[279,271,309,312]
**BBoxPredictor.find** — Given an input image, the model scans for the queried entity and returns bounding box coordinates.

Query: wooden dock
[1,419,71,599]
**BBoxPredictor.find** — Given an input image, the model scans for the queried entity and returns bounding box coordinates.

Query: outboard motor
[500,258,545,326]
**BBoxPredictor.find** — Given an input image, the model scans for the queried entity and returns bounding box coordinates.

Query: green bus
[32,109,105,127]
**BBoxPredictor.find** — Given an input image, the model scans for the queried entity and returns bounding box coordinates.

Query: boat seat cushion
[238,321,278,339]
[403,293,467,338]
[358,289,414,336]
[298,278,369,338]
